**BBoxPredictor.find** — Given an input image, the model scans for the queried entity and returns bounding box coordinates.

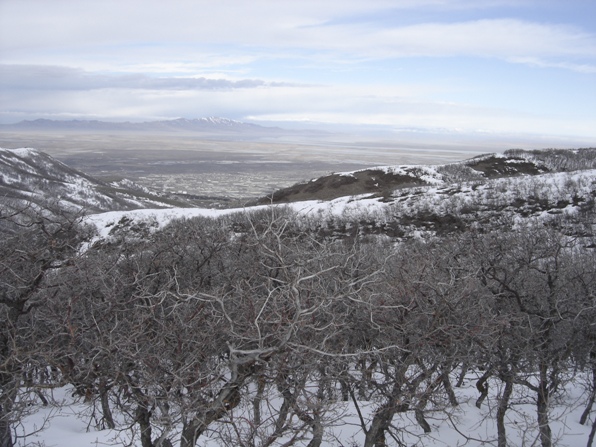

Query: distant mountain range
[0,117,287,134]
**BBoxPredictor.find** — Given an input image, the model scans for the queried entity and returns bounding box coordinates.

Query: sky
[1,0,595,142]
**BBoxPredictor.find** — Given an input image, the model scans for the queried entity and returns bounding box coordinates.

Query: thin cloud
[293,19,596,65]
[2,3,594,70]
[0,65,295,91]
[507,57,596,73]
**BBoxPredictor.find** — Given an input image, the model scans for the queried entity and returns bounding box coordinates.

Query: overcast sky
[1,0,595,141]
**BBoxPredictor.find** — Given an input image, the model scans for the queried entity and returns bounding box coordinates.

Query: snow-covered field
[19,370,594,446]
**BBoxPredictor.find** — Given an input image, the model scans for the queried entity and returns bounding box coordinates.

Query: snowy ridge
[338,164,446,185]
[258,149,566,204]
[0,147,191,213]
[84,167,596,245]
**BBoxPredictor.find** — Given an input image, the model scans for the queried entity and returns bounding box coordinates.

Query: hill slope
[0,147,192,214]
[257,148,596,204]
[82,149,596,246]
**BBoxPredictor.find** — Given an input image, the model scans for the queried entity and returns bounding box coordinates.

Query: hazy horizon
[2,115,593,154]
[1,1,595,144]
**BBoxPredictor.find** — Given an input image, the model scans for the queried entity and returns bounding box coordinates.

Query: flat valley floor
[0,131,489,203]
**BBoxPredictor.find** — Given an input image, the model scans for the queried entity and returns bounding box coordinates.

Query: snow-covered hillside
[257,148,596,205]
[84,164,596,245]
[0,147,193,214]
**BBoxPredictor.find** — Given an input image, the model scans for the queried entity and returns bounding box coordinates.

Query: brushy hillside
[85,165,596,247]
[295,168,596,242]
[257,148,596,204]
[88,148,596,245]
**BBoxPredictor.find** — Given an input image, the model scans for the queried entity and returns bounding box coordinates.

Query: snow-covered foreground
[19,371,594,446]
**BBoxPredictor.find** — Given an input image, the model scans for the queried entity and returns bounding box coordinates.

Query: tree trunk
[587,415,596,447]
[180,418,201,447]
[441,368,458,407]
[581,365,596,425]
[0,336,14,447]
[496,371,513,447]
[363,397,408,447]
[306,412,323,447]
[99,380,115,430]
[339,378,350,401]
[0,406,13,447]
[180,379,244,447]
[537,364,552,447]
[136,404,154,447]
[363,405,393,447]
[0,377,15,447]
[475,369,491,409]
[415,409,431,433]
[252,374,266,427]
[455,362,469,388]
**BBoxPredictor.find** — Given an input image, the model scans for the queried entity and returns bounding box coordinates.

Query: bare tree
[471,227,595,447]
[0,203,86,447]
[36,208,387,447]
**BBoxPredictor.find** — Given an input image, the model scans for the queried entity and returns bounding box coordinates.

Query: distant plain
[0,130,514,202]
